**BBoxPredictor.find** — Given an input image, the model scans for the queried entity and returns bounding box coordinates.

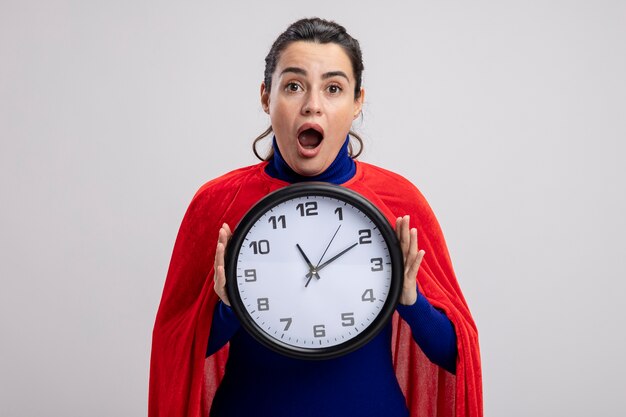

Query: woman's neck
[265,136,356,185]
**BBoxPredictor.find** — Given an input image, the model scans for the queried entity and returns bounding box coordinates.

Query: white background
[1,1,625,416]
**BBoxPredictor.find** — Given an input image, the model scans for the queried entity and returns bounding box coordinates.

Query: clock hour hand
[296,243,321,281]
[306,241,359,279]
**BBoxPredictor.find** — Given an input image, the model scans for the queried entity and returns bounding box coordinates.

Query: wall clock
[226,183,403,360]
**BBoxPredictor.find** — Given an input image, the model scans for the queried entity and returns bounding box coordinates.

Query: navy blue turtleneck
[265,135,356,184]
[206,137,457,417]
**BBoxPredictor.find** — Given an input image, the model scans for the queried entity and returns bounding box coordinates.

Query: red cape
[149,161,482,417]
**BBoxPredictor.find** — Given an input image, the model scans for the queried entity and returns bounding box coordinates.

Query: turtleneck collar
[264,135,356,185]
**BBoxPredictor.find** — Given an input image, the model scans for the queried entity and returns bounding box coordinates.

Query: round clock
[225,183,403,360]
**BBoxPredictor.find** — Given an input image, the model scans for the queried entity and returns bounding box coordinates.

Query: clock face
[226,183,402,360]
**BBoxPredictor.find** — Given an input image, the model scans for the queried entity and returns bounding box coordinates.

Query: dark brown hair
[253,18,365,161]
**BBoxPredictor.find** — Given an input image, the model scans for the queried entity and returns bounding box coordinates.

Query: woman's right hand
[213,223,232,306]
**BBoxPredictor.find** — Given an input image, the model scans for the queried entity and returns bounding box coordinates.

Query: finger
[397,215,410,255]
[404,228,423,276]
[222,223,232,239]
[215,241,225,269]
[218,227,228,246]
[213,224,232,306]
[213,239,225,286]
[406,248,426,286]
[216,226,230,261]
[396,217,402,238]
[213,241,231,306]
[214,259,224,288]
[414,224,419,249]
[400,229,419,305]
[214,264,231,306]
[395,217,404,251]
[405,228,418,271]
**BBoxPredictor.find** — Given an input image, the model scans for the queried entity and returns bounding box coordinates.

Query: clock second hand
[315,224,342,270]
[304,224,342,288]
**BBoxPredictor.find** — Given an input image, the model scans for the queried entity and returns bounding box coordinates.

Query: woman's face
[261,41,364,176]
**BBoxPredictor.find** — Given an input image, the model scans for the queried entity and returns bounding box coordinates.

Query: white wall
[1,1,624,416]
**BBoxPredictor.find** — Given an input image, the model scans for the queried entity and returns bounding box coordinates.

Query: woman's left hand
[396,215,425,305]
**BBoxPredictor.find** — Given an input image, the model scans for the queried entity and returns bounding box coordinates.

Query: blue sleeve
[396,293,458,374]
[206,301,241,357]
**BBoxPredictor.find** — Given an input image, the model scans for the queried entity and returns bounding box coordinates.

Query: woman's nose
[301,91,322,115]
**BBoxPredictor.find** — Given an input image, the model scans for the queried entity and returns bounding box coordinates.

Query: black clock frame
[225,182,403,360]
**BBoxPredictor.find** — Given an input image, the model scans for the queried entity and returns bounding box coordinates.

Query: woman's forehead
[275,41,354,80]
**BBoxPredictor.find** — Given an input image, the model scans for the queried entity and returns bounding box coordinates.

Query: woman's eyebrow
[279,67,350,82]
[280,67,307,77]
[322,71,349,81]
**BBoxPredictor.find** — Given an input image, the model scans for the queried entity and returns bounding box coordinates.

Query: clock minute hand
[306,242,359,278]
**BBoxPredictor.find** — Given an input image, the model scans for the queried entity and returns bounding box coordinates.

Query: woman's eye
[286,83,301,92]
[327,84,342,94]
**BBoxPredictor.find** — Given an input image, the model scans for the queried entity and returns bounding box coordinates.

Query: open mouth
[297,124,324,150]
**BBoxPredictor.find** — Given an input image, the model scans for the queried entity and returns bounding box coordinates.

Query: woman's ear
[260,82,270,114]
[353,88,365,119]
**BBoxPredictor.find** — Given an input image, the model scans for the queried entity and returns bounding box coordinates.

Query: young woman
[150,18,482,417]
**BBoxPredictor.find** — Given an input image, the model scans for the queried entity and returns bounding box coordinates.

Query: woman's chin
[289,159,330,177]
